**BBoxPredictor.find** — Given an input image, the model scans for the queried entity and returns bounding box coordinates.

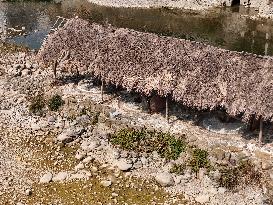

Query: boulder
[57,127,85,143]
[155,172,174,187]
[52,172,68,182]
[100,180,112,187]
[115,159,133,171]
[39,172,53,183]
[195,194,210,204]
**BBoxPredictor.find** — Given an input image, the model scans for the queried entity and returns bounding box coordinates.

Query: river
[0,0,273,56]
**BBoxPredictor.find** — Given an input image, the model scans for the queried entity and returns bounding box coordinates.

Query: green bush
[110,128,146,150]
[48,94,64,111]
[189,148,210,173]
[29,94,45,114]
[170,164,186,175]
[110,128,186,160]
[156,132,186,160]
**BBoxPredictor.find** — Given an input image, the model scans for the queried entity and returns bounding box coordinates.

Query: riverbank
[86,0,273,19]
[1,43,273,204]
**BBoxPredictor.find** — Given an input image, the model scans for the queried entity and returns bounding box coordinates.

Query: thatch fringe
[37,18,273,122]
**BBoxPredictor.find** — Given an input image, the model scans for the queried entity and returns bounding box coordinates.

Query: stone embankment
[1,44,273,204]
[87,0,273,19]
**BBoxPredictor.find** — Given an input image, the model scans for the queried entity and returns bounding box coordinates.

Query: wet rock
[195,194,210,204]
[52,172,68,182]
[155,172,174,187]
[39,172,53,183]
[115,159,133,171]
[100,180,112,187]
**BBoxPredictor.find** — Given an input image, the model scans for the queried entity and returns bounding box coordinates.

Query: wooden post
[101,80,104,102]
[165,96,169,123]
[258,117,263,147]
[53,60,58,79]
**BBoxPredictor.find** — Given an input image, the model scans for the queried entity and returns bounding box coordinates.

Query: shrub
[48,94,64,111]
[218,160,261,190]
[189,148,210,173]
[156,132,186,160]
[110,128,186,160]
[110,128,146,150]
[91,112,100,125]
[170,163,186,175]
[29,94,45,114]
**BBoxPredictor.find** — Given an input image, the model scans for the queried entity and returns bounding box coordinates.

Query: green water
[0,0,272,55]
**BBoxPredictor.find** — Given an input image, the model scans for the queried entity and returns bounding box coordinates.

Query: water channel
[0,0,272,56]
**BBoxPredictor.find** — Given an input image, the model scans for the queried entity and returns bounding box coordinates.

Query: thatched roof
[38,18,273,122]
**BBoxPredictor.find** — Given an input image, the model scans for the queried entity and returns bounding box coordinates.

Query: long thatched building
[38,18,273,125]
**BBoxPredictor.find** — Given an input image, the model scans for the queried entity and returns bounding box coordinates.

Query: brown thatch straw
[38,18,273,122]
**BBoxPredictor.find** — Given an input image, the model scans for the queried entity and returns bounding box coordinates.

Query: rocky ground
[0,42,273,205]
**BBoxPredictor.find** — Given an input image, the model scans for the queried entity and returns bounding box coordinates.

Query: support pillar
[258,117,263,147]
[165,96,169,123]
[101,80,104,102]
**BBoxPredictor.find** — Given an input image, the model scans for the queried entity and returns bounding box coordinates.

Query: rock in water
[155,172,174,187]
[39,172,53,183]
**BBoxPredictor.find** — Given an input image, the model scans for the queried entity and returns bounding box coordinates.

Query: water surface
[0,0,272,55]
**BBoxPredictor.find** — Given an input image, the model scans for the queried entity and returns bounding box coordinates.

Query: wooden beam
[258,117,263,147]
[101,80,104,102]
